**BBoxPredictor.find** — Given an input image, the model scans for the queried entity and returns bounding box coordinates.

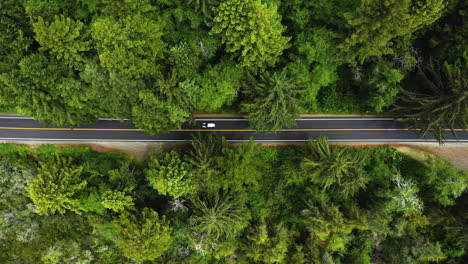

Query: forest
[0,136,467,263]
[0,0,467,140]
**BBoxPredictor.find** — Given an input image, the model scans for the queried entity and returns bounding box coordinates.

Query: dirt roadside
[0,140,466,170]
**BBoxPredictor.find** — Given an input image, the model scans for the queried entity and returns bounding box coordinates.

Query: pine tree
[393,58,467,143]
[242,70,303,131]
[146,149,195,198]
[115,208,173,261]
[33,15,91,69]
[210,0,290,69]
[301,136,369,198]
[339,0,446,64]
[26,156,87,215]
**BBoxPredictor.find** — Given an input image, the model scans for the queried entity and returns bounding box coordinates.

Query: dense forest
[0,0,466,139]
[0,136,467,263]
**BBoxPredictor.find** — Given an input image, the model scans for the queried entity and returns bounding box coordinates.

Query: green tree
[0,162,33,206]
[146,149,195,198]
[190,192,250,244]
[188,133,222,180]
[100,190,134,212]
[32,15,91,69]
[362,60,404,112]
[383,173,423,216]
[101,0,155,16]
[301,136,369,198]
[242,70,303,131]
[194,60,243,111]
[131,89,191,134]
[216,139,263,192]
[240,224,293,264]
[211,0,290,69]
[187,0,219,24]
[422,156,468,206]
[92,13,165,77]
[115,208,173,261]
[0,53,100,126]
[0,0,32,73]
[393,58,467,143]
[287,27,341,112]
[339,0,446,64]
[26,156,87,215]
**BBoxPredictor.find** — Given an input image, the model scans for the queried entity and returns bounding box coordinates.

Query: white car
[202,122,216,128]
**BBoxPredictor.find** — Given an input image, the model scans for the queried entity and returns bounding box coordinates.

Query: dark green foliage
[187,0,219,24]
[242,70,303,131]
[189,192,250,244]
[301,136,369,199]
[394,58,467,142]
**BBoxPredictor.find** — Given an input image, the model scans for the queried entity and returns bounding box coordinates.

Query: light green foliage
[168,41,202,77]
[155,72,193,111]
[241,224,293,263]
[188,133,221,179]
[101,190,134,212]
[242,70,303,131]
[92,14,165,77]
[79,191,106,214]
[115,208,173,261]
[146,149,195,197]
[216,139,262,192]
[41,240,94,264]
[32,15,91,69]
[286,27,340,112]
[0,162,32,205]
[1,142,468,262]
[384,173,423,216]
[131,89,191,134]
[211,0,290,69]
[190,192,250,244]
[363,60,404,112]
[301,199,368,254]
[0,53,99,127]
[194,60,244,111]
[340,0,446,64]
[394,58,467,143]
[423,156,468,206]
[26,156,87,215]
[301,136,369,198]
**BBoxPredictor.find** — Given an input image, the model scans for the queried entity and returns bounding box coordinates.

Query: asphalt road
[0,115,467,143]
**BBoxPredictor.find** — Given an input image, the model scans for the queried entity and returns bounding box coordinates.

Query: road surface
[0,115,467,143]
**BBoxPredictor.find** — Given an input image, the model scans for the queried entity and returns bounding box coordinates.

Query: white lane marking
[0,138,467,142]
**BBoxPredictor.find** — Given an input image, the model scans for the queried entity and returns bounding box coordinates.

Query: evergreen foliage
[115,208,173,261]
[394,58,467,142]
[0,141,468,262]
[26,156,87,215]
[211,0,290,69]
[0,0,465,134]
[242,70,303,131]
[146,149,195,197]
